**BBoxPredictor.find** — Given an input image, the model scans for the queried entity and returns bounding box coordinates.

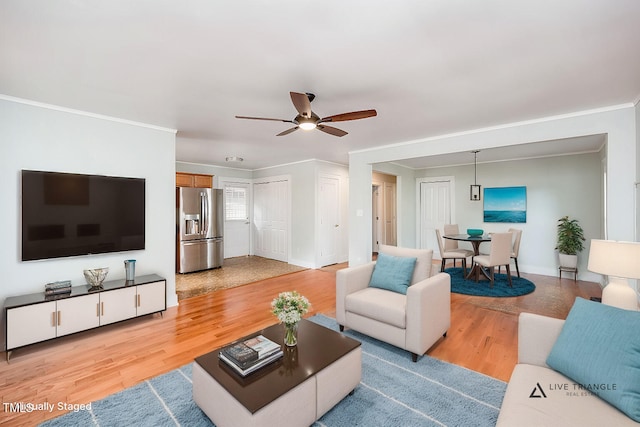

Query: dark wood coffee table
[193,319,361,427]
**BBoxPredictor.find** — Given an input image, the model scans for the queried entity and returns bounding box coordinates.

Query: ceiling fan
[235,92,377,137]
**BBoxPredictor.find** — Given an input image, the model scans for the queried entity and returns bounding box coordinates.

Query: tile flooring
[175,256,308,300]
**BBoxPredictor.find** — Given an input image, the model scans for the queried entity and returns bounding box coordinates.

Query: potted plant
[555,216,586,269]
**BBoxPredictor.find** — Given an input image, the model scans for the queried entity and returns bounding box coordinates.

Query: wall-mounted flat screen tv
[21,170,145,261]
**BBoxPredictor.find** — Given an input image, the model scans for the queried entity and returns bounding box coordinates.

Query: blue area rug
[41,315,506,427]
[446,267,535,297]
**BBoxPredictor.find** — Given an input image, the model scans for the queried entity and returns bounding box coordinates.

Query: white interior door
[223,182,251,258]
[383,182,397,246]
[254,179,289,262]
[318,176,340,267]
[419,179,452,255]
[372,185,381,252]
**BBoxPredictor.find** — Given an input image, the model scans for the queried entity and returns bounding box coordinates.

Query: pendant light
[470,150,481,201]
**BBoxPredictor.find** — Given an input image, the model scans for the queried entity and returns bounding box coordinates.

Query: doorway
[372,172,397,252]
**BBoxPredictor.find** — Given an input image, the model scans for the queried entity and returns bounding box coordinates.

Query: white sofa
[497,312,639,426]
[336,245,451,362]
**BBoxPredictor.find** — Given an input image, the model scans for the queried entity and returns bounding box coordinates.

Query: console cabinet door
[99,287,137,325]
[56,294,100,337]
[6,301,57,349]
[136,281,166,316]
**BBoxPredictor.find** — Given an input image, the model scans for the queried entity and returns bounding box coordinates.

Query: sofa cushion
[345,288,406,329]
[368,252,416,295]
[546,297,640,422]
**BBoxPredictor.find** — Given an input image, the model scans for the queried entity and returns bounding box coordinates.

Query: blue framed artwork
[483,186,527,223]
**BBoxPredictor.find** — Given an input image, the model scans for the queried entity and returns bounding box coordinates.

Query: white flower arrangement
[271,291,311,325]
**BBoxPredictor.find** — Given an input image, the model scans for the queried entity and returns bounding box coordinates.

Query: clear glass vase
[284,322,298,347]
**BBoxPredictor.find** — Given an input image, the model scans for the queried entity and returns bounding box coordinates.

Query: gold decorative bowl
[84,267,109,290]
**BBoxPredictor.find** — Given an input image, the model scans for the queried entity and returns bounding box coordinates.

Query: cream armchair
[336,245,451,362]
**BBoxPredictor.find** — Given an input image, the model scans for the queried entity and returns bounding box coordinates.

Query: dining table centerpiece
[271,291,311,347]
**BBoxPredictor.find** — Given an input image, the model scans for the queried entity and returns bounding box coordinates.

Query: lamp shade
[587,239,640,279]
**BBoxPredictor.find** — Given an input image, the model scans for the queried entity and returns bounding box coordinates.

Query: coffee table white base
[193,347,361,427]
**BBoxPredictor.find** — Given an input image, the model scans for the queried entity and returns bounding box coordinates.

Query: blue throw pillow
[546,297,640,422]
[368,252,417,295]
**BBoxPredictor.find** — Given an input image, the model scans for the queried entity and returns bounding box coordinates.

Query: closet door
[254,179,289,262]
[419,179,453,255]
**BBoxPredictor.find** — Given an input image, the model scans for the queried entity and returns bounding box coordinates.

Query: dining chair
[508,228,522,277]
[436,228,474,275]
[497,228,523,278]
[473,232,513,288]
[443,224,462,251]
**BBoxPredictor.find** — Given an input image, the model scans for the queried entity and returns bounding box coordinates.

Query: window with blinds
[225,186,247,220]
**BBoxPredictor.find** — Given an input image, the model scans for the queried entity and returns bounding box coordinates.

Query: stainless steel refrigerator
[177,187,224,273]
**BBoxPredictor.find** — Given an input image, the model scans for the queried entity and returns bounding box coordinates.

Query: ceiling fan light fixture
[298,118,317,131]
[235,91,375,137]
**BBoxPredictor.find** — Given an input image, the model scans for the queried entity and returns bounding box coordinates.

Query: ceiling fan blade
[277,126,299,136]
[290,92,312,118]
[235,115,294,123]
[317,125,347,137]
[320,109,377,123]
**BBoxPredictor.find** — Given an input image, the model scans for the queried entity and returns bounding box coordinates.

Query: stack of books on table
[219,334,283,377]
[44,280,72,296]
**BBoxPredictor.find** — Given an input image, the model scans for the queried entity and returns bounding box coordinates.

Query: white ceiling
[2,1,639,170]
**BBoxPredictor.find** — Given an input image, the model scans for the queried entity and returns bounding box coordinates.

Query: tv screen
[21,170,145,261]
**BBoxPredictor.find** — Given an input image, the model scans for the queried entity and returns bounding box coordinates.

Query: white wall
[415,153,602,278]
[0,98,178,327]
[349,105,638,275]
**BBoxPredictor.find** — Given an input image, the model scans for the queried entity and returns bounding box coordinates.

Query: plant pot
[558,253,578,269]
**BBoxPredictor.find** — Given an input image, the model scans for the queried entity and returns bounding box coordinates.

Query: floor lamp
[587,239,640,311]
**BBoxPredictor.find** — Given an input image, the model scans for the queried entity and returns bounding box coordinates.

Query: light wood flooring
[0,262,601,426]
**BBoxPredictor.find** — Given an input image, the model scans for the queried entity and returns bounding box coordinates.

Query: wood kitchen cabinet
[176,172,213,188]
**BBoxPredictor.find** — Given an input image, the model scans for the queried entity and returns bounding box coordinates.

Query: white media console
[4,274,166,361]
